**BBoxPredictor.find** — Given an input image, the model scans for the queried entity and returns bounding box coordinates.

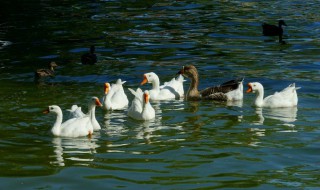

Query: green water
[1,0,320,189]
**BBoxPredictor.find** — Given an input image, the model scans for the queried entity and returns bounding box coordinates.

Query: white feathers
[247,82,300,108]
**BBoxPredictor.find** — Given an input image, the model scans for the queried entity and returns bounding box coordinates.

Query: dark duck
[34,62,58,80]
[262,20,287,43]
[177,65,244,101]
[81,45,97,65]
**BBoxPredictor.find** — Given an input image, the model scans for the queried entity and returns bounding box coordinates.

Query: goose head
[246,82,263,94]
[177,65,198,79]
[43,105,61,114]
[90,96,103,107]
[140,72,158,85]
[143,90,150,104]
[104,82,111,95]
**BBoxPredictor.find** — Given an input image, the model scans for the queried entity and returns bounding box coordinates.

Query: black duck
[81,45,97,65]
[262,20,287,43]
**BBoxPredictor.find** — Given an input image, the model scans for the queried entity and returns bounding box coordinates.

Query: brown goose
[177,65,243,101]
[34,62,58,79]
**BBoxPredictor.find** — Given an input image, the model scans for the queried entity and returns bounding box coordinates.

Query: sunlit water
[1,1,320,189]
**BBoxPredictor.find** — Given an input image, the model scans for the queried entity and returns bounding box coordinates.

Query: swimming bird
[67,105,85,119]
[102,79,129,111]
[81,45,97,65]
[127,88,155,120]
[262,20,287,43]
[34,62,58,80]
[246,82,300,108]
[177,65,243,101]
[43,97,102,137]
[140,72,184,100]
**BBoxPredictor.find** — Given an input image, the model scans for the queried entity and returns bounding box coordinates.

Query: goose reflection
[50,136,100,166]
[254,107,298,125]
[135,120,154,144]
[104,111,128,136]
[104,101,163,141]
[226,100,243,107]
[135,101,163,143]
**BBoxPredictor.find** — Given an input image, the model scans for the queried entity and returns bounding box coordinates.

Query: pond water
[0,0,320,189]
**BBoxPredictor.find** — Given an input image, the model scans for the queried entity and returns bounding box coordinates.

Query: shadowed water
[0,0,320,189]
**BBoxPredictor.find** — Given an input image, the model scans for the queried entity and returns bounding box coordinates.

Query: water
[1,0,320,189]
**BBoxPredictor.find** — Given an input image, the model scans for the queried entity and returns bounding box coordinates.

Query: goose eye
[50,107,54,110]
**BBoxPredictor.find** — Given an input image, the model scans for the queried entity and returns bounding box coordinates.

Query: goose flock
[42,20,296,137]
[43,64,300,138]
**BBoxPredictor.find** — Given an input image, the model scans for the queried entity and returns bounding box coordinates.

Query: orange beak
[140,75,148,85]
[43,108,49,114]
[144,92,149,104]
[95,98,103,107]
[246,83,253,93]
[104,83,110,94]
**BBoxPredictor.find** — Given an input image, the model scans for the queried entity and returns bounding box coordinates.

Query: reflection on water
[104,111,128,137]
[1,0,320,189]
[135,120,155,144]
[51,137,100,167]
[254,107,298,126]
[226,100,243,107]
[247,127,266,147]
[248,107,298,146]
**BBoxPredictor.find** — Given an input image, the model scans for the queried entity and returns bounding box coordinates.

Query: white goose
[246,82,300,108]
[140,72,184,100]
[43,97,102,137]
[102,79,129,111]
[65,99,102,131]
[127,88,155,120]
[67,105,85,119]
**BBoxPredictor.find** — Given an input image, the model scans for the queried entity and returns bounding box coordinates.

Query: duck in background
[177,65,243,101]
[34,61,58,80]
[246,82,300,108]
[262,20,287,43]
[81,45,97,65]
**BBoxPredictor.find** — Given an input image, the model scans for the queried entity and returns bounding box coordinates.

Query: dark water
[1,0,320,189]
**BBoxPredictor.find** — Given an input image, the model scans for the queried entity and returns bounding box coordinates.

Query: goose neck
[88,106,96,121]
[187,74,200,98]
[151,76,160,91]
[52,108,63,135]
[254,88,264,107]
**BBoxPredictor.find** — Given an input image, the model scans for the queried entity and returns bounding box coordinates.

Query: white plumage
[102,79,129,110]
[140,72,184,100]
[44,97,102,137]
[246,82,300,108]
[127,88,155,120]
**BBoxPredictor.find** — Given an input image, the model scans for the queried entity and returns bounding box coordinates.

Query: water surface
[1,0,320,189]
